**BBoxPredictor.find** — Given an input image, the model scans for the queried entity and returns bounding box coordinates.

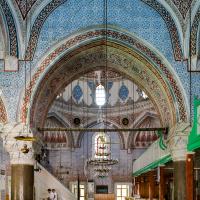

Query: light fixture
[15,135,36,141]
[20,144,30,154]
[14,121,37,142]
[14,122,37,141]
[15,0,36,142]
[87,158,118,166]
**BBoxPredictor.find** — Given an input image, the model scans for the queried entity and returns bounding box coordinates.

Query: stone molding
[4,55,19,71]
[0,123,35,165]
[168,122,191,161]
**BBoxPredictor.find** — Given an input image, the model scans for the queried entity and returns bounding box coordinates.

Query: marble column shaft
[174,161,186,200]
[11,165,34,200]
[1,123,35,200]
[186,154,194,200]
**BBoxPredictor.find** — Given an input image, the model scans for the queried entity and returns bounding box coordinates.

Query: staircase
[34,163,76,200]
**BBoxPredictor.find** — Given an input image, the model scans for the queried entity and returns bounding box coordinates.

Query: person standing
[47,189,55,200]
[52,189,58,200]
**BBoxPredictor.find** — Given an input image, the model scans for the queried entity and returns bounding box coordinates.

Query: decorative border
[142,0,182,61]
[0,98,7,123]
[15,0,37,20]
[191,8,200,56]
[25,0,182,61]
[171,0,192,19]
[0,0,18,57]
[21,29,187,124]
[25,0,66,60]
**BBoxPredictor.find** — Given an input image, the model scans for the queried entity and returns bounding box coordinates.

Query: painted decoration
[72,84,83,103]
[119,83,129,101]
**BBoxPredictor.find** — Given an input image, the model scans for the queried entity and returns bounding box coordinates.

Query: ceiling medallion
[73,117,81,126]
[122,117,129,126]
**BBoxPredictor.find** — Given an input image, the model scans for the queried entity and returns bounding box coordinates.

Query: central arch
[20,29,188,133]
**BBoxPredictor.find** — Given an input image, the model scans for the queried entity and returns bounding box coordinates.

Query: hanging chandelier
[15,0,36,143]
[94,166,111,178]
[87,129,118,178]
[87,157,118,166]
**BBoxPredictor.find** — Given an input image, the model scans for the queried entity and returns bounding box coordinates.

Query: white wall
[35,163,76,200]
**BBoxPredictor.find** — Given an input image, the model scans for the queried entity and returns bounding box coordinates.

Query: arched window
[95,84,106,106]
[142,91,148,99]
[94,133,110,158]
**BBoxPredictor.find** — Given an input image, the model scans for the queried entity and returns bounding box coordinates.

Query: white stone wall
[0,139,9,200]
[47,131,145,193]
[35,164,76,200]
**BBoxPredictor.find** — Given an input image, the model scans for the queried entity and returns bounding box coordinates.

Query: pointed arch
[0,0,18,57]
[19,28,189,137]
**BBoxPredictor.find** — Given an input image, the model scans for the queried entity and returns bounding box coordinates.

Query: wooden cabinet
[94,193,115,200]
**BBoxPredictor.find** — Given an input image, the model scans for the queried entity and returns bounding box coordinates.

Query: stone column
[132,177,137,196]
[174,161,186,200]
[169,122,191,200]
[186,153,194,200]
[137,177,141,196]
[0,123,35,200]
[159,166,165,200]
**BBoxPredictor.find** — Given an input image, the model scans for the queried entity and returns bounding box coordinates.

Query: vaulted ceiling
[1,0,200,60]
[43,70,161,150]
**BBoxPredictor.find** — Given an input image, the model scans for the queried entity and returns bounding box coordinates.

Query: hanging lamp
[15,0,36,142]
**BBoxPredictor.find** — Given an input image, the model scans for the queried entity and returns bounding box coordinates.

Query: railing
[132,140,171,176]
[34,163,76,200]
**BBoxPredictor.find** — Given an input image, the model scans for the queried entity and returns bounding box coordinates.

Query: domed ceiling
[44,70,161,149]
[55,70,147,107]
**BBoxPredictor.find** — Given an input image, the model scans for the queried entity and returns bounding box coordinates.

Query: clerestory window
[95,84,106,106]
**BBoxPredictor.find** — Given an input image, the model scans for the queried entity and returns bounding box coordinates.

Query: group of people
[47,189,57,200]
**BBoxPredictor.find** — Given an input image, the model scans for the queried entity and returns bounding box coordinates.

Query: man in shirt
[52,189,58,200]
[47,189,55,200]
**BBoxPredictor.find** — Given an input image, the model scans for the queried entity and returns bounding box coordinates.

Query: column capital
[168,122,191,161]
[0,122,35,165]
